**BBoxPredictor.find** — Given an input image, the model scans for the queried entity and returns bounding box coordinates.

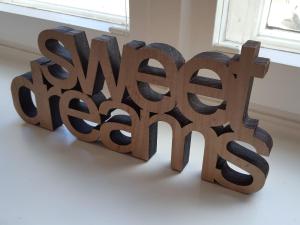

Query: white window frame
[213,0,300,54]
[0,0,129,33]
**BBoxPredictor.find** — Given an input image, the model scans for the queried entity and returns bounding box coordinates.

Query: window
[0,0,129,31]
[214,0,300,54]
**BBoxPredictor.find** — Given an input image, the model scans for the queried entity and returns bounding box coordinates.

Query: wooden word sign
[11,27,273,194]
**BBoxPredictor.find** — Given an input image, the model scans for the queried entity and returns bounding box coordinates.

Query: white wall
[0,0,299,118]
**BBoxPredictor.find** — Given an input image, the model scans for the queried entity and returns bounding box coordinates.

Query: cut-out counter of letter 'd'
[11,27,273,194]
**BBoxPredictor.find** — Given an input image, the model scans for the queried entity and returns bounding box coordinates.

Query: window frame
[0,0,174,56]
[0,0,130,33]
[213,0,300,54]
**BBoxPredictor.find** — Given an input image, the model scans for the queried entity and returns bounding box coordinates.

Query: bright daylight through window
[214,0,300,54]
[0,0,129,28]
[267,0,300,32]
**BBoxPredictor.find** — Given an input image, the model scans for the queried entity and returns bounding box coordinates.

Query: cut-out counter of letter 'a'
[11,26,273,194]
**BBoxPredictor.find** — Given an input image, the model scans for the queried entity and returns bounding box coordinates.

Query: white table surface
[0,46,300,225]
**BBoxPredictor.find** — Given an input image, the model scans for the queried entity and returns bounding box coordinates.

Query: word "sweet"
[11,27,273,194]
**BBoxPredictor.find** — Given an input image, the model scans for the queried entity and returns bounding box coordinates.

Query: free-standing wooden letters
[11,27,273,194]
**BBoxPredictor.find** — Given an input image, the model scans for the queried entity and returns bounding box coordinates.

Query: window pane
[267,0,300,32]
[0,0,129,26]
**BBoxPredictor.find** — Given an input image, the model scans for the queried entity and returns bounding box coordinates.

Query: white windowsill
[0,44,300,225]
[213,42,300,68]
[259,47,300,68]
[0,3,129,35]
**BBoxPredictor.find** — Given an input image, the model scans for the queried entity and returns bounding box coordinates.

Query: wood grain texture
[11,26,273,194]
